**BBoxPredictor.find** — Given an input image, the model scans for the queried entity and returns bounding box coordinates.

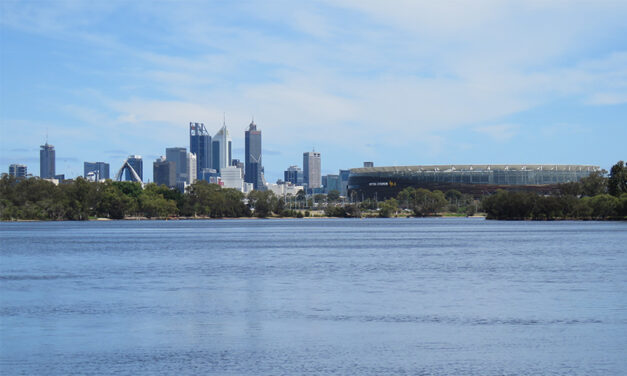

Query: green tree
[580,171,607,197]
[140,193,178,218]
[608,161,627,197]
[313,193,326,207]
[378,198,398,218]
[327,190,340,202]
[588,194,619,219]
[481,190,536,220]
[248,190,275,218]
[411,189,447,216]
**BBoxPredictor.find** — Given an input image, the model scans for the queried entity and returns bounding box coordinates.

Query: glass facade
[189,122,211,181]
[125,155,143,182]
[39,143,55,179]
[84,162,110,180]
[245,121,263,190]
[348,165,600,200]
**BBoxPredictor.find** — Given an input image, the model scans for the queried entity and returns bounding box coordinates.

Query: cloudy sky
[1,0,626,182]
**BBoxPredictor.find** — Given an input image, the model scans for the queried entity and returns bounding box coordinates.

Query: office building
[339,169,351,197]
[325,174,340,193]
[40,143,55,179]
[189,122,211,180]
[284,165,304,186]
[84,162,110,180]
[166,147,188,183]
[212,124,231,173]
[303,151,321,189]
[153,157,176,187]
[244,120,263,190]
[220,166,244,191]
[266,182,305,197]
[231,158,245,170]
[200,168,219,184]
[9,164,27,178]
[187,153,197,184]
[125,155,143,182]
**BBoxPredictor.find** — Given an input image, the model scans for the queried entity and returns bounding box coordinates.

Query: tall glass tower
[244,119,263,190]
[189,122,211,180]
[39,143,55,179]
[166,147,188,183]
[212,124,231,173]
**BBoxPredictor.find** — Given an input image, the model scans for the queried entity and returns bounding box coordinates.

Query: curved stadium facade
[347,165,599,200]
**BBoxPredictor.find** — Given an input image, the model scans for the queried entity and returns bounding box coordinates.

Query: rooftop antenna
[223,112,226,127]
[45,127,49,144]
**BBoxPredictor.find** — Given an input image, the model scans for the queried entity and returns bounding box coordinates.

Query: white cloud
[2,0,627,177]
[474,124,519,142]
[585,92,627,106]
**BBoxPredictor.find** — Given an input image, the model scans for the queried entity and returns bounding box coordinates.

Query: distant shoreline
[5,214,625,222]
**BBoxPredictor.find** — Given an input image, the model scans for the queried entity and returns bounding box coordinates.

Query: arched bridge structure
[115,159,144,187]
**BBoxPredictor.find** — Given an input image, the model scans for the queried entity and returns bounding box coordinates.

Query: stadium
[347,164,600,200]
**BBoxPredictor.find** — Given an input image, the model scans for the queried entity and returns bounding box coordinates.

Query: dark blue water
[1,218,626,375]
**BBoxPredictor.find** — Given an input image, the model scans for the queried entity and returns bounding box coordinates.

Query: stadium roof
[350,165,600,174]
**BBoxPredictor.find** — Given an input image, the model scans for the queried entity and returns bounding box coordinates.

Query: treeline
[482,161,627,220]
[0,178,254,220]
[2,161,625,221]
[323,187,476,218]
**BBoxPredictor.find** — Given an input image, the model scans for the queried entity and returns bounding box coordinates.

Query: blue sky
[1,1,626,182]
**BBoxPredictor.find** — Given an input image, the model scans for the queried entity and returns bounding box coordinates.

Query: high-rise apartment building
[244,120,263,190]
[303,151,321,189]
[166,147,188,183]
[39,143,55,179]
[84,162,110,180]
[125,155,143,182]
[9,164,27,178]
[284,165,304,186]
[212,124,231,173]
[189,122,211,180]
[153,157,176,187]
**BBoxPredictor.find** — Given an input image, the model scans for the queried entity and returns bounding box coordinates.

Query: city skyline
[1,2,626,182]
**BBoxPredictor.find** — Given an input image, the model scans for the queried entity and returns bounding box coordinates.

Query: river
[1,218,626,375]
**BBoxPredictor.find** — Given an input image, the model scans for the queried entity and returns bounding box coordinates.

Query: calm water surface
[1,218,626,375]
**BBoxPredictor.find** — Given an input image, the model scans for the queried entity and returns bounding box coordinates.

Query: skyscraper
[324,174,340,193]
[212,124,231,173]
[166,147,188,183]
[189,122,211,180]
[187,152,197,184]
[303,151,321,189]
[153,157,176,187]
[284,165,304,185]
[84,162,110,180]
[245,119,263,190]
[125,155,143,182]
[39,143,55,179]
[9,164,27,178]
